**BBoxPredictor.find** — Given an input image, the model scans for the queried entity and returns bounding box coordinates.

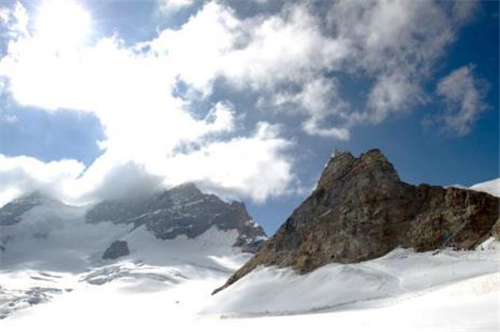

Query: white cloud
[0,33,238,162]
[328,0,456,73]
[261,77,351,140]
[367,72,426,123]
[0,122,294,206]
[0,0,484,205]
[154,122,295,202]
[324,0,469,127]
[434,65,488,136]
[295,79,350,139]
[145,1,479,140]
[0,155,85,206]
[0,1,28,40]
[150,1,476,138]
[149,2,350,131]
[0,1,296,205]
[220,4,349,89]
[149,2,239,94]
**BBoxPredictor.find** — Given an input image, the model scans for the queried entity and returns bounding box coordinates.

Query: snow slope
[207,248,499,317]
[0,198,251,319]
[0,201,130,271]
[470,178,500,197]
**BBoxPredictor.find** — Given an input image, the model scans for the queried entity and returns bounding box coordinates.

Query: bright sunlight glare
[35,1,91,49]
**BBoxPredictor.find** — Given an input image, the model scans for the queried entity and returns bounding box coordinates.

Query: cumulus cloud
[149,2,351,128]
[432,65,489,136]
[156,122,295,202]
[147,1,478,138]
[322,0,469,126]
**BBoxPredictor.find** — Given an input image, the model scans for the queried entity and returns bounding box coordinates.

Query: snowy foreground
[1,236,498,331]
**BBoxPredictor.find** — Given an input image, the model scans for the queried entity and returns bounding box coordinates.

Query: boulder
[102,241,130,260]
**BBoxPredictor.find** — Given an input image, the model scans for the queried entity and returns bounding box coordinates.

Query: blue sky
[0,0,498,233]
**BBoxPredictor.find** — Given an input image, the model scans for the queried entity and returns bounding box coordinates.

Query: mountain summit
[214,149,500,293]
[86,183,267,253]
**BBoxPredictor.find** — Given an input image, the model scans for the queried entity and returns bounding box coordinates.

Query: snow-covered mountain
[86,183,267,253]
[0,184,266,319]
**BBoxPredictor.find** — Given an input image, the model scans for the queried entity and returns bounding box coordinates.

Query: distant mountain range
[0,184,267,261]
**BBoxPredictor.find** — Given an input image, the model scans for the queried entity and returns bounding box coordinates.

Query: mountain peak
[85,184,267,253]
[317,148,399,193]
[213,148,499,294]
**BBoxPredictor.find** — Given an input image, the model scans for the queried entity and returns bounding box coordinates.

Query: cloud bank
[0,0,487,205]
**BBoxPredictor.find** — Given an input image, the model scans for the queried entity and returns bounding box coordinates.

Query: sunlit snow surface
[470,178,500,197]
[1,247,498,331]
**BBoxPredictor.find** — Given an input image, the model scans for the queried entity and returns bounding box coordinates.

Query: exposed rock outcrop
[102,241,130,260]
[86,184,267,253]
[214,149,500,294]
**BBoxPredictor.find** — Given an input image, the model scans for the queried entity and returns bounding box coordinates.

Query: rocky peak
[86,183,267,253]
[317,149,399,191]
[213,149,499,294]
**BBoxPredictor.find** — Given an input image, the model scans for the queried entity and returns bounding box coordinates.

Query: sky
[0,0,498,233]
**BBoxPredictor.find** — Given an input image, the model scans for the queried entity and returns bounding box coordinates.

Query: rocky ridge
[86,183,267,253]
[214,149,500,293]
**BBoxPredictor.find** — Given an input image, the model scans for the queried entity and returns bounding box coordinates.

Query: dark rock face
[214,149,500,294]
[86,184,267,253]
[102,241,130,260]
